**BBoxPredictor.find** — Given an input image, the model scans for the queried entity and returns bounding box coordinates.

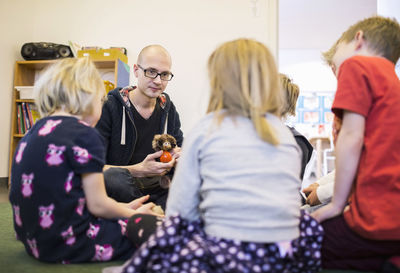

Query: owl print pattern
[9,116,134,262]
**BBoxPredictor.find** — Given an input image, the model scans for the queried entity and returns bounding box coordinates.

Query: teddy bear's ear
[152,134,162,151]
[170,136,177,147]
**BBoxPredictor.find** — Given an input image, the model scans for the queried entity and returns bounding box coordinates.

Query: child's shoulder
[340,56,396,83]
[33,116,99,141]
[343,55,394,70]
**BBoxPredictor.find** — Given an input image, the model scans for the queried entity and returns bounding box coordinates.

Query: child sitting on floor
[302,116,341,210]
[119,38,323,273]
[280,73,313,180]
[9,58,161,263]
[311,16,400,271]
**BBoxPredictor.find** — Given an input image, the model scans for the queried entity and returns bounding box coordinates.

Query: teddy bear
[152,134,177,189]
[152,134,177,163]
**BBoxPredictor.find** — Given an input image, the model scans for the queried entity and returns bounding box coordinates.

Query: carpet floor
[0,202,372,273]
[0,202,122,273]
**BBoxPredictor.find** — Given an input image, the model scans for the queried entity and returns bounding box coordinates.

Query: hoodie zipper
[120,90,169,163]
[124,105,138,162]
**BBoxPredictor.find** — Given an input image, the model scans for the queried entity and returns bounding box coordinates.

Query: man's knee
[104,167,133,189]
[103,167,140,202]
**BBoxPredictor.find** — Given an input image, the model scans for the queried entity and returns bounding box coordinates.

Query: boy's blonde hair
[34,57,105,118]
[323,16,400,65]
[207,38,284,145]
[280,73,299,118]
[322,40,339,67]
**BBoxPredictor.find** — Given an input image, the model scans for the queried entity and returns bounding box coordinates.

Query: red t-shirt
[332,55,400,240]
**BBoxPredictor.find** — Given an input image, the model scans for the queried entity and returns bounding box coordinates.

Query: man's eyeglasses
[137,64,174,81]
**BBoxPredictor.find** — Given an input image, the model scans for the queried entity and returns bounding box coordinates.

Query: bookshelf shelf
[8,58,130,185]
[16,99,35,103]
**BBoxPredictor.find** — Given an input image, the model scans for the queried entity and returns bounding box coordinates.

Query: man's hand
[171,146,181,164]
[130,150,176,177]
[302,183,321,206]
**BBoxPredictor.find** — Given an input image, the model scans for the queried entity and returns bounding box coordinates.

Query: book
[29,104,40,124]
[26,103,34,128]
[16,103,22,134]
[21,102,30,132]
[17,103,25,134]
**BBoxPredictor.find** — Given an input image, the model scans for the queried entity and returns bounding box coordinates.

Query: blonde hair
[322,40,339,67]
[34,57,105,117]
[323,16,400,64]
[207,38,284,145]
[280,73,299,118]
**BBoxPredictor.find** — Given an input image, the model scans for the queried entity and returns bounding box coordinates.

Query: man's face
[134,52,172,99]
[331,40,356,76]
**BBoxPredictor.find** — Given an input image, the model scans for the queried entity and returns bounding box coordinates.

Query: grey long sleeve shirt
[166,112,302,243]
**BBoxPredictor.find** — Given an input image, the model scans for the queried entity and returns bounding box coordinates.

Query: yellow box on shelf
[77,48,128,63]
[103,80,115,93]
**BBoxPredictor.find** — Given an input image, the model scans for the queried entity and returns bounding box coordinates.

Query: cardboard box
[77,48,128,63]
[15,86,34,99]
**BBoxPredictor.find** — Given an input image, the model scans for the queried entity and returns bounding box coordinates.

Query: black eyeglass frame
[137,64,174,81]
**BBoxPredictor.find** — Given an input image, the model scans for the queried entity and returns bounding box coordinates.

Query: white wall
[378,0,400,75]
[378,0,400,21]
[0,1,35,178]
[0,0,278,177]
[279,0,377,93]
[279,0,400,94]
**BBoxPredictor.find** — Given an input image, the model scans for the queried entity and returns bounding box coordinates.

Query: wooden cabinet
[8,58,129,185]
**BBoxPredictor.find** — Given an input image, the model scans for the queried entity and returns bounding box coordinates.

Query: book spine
[26,103,34,128]
[16,103,22,134]
[18,103,25,134]
[21,102,30,131]
[29,104,40,124]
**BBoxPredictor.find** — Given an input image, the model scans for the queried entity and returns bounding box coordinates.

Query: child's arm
[165,131,202,221]
[312,111,364,222]
[82,173,157,219]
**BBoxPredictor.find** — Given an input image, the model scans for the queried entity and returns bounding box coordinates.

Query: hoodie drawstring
[163,113,169,134]
[121,106,126,145]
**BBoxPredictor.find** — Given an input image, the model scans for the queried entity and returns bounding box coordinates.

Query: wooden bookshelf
[8,58,130,186]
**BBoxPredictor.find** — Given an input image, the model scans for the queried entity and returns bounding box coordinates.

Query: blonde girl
[9,58,159,263]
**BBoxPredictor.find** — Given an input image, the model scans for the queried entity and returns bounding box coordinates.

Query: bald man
[95,45,183,209]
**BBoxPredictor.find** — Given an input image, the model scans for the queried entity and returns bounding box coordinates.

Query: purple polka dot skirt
[122,211,323,273]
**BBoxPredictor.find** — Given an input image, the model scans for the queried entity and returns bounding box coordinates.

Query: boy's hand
[303,183,321,206]
[302,183,319,197]
[305,189,321,206]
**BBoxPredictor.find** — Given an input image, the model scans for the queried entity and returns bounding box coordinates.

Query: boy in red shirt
[311,16,400,271]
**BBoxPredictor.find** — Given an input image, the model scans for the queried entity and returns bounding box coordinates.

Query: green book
[18,104,25,134]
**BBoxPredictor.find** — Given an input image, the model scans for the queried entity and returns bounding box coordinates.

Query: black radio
[21,42,73,60]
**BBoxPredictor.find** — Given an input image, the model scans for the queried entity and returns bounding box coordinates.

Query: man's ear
[133,64,139,78]
[354,30,365,50]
